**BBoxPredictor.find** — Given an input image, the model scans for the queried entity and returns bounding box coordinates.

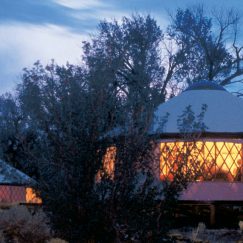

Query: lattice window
[160,140,243,182]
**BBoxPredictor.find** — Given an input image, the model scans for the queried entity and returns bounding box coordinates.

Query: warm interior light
[96,146,116,181]
[25,188,42,204]
[160,141,243,182]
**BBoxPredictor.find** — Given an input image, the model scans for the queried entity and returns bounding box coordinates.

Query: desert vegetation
[0,5,242,243]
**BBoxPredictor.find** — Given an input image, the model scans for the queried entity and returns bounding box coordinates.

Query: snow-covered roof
[0,159,33,185]
[150,81,243,134]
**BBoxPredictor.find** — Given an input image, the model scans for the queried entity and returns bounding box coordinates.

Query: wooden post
[209,204,216,226]
[240,145,243,182]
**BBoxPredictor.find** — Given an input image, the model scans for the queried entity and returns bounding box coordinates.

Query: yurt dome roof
[150,80,243,135]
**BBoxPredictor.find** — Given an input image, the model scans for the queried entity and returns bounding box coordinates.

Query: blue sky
[1,0,243,94]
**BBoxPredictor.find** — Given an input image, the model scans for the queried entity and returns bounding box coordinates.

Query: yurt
[0,159,41,205]
[150,80,243,224]
[102,80,243,225]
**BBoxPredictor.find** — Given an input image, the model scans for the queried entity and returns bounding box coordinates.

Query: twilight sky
[1,0,243,94]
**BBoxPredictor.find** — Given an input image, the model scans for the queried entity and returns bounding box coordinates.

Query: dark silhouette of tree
[167,6,243,88]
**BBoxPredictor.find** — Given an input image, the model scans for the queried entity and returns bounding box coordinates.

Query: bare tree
[166,5,243,89]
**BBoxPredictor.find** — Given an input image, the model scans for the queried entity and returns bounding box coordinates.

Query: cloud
[0,1,176,95]
[0,22,87,94]
[52,0,107,9]
[70,7,169,28]
[71,9,129,23]
[52,0,132,25]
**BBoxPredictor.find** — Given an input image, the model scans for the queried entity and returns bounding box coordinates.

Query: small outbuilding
[0,159,41,205]
[102,80,243,225]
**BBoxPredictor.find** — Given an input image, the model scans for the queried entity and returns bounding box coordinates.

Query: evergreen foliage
[0,7,241,242]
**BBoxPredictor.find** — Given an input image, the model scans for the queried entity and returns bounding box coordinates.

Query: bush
[0,205,51,243]
[47,238,68,243]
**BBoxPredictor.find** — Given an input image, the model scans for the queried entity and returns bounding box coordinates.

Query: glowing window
[160,140,243,182]
[26,188,42,204]
[96,146,116,181]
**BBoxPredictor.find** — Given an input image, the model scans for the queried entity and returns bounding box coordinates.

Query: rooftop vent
[185,80,226,92]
